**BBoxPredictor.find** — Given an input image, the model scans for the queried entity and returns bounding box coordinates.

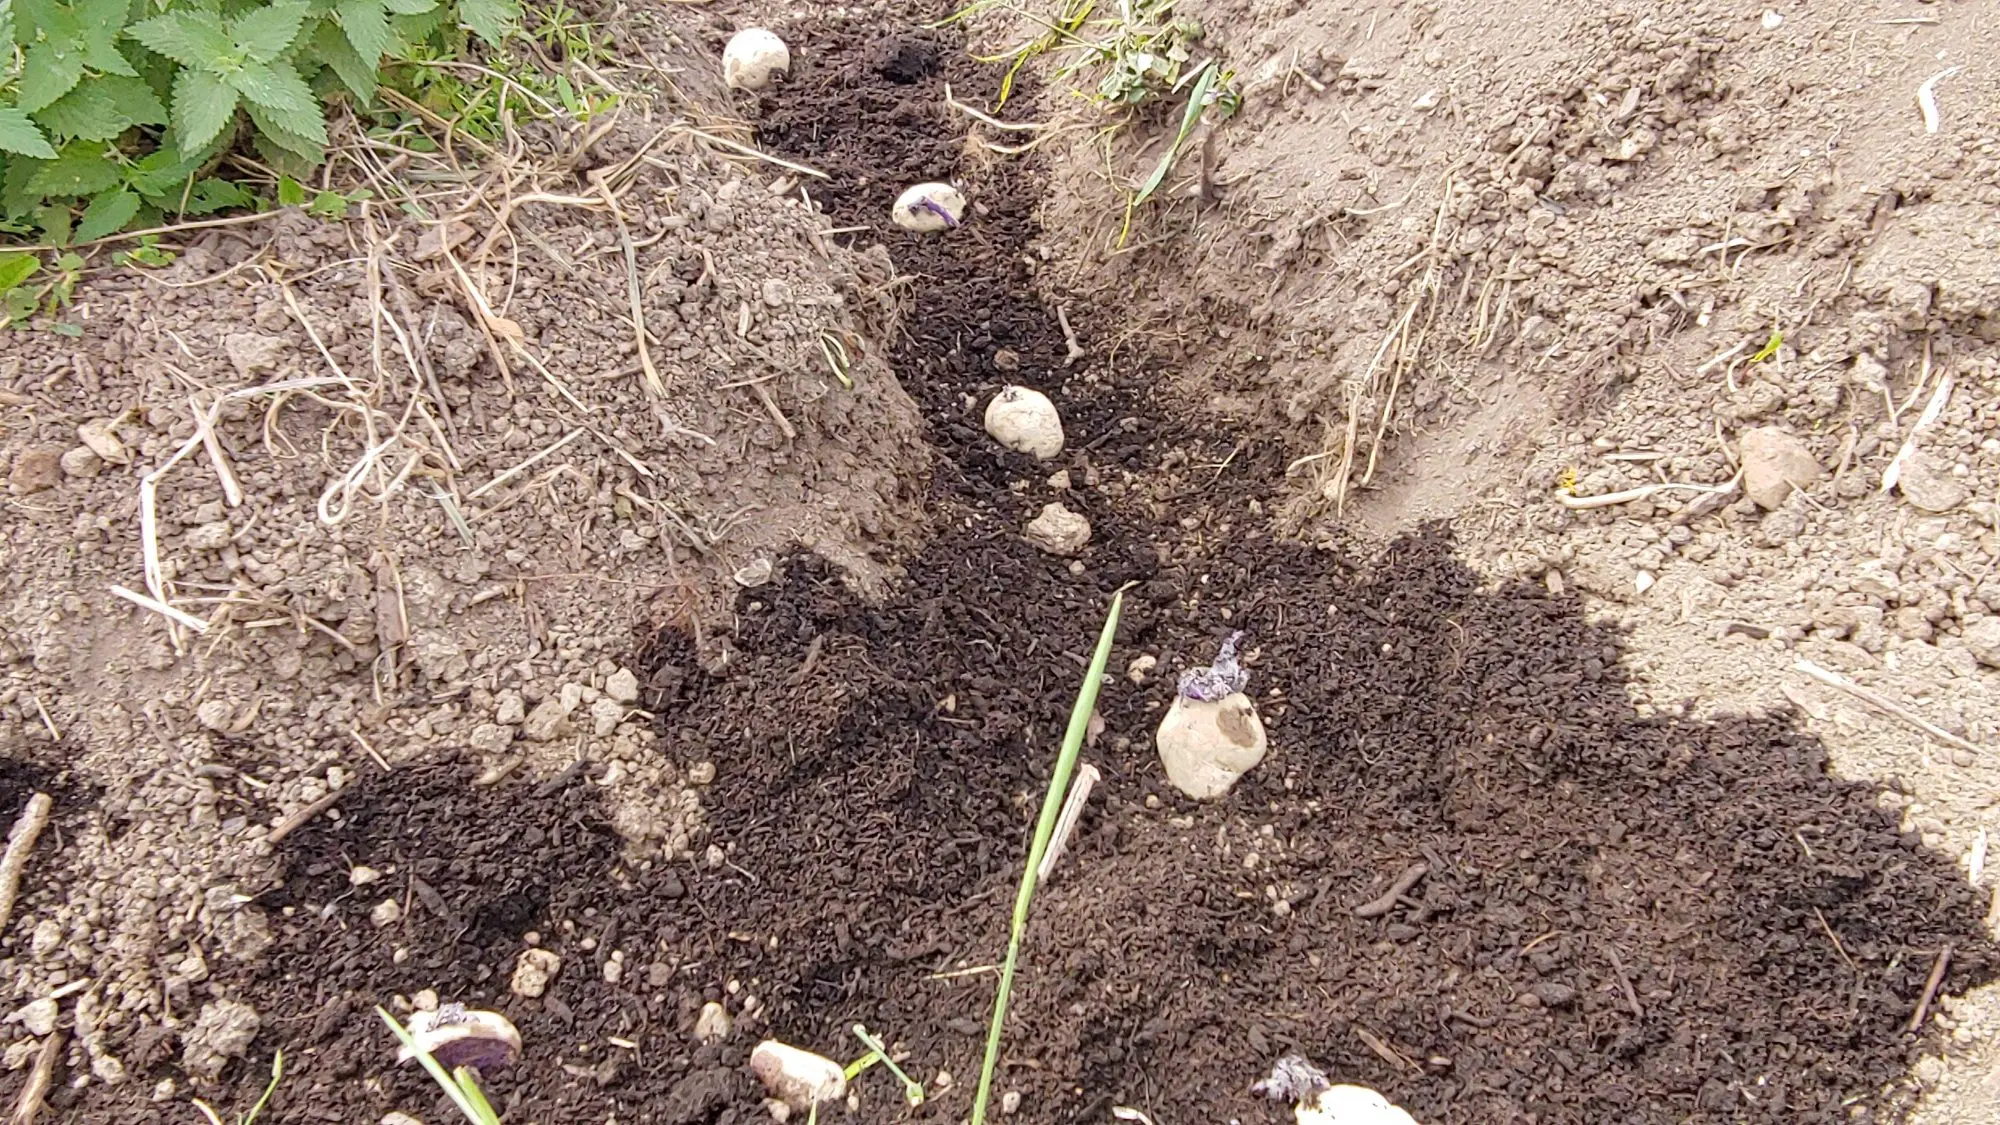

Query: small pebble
[511,949,562,998]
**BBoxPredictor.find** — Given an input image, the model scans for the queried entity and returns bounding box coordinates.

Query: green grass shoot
[378,1007,504,1125]
[192,1049,284,1125]
[969,585,1130,1125]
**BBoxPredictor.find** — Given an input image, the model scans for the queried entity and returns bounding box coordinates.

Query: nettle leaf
[310,19,377,101]
[335,0,392,64]
[32,75,168,141]
[171,65,240,150]
[383,0,435,13]
[0,108,60,159]
[76,0,141,75]
[11,0,64,47]
[455,0,515,46]
[182,176,255,214]
[242,99,324,162]
[0,253,38,293]
[228,0,312,63]
[25,142,122,197]
[127,10,235,69]
[18,43,88,114]
[81,38,143,77]
[75,186,141,239]
[2,156,43,218]
[246,117,322,173]
[229,58,327,144]
[390,6,449,45]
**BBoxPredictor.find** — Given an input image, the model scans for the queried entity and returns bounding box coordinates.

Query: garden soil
[4,2,2000,1125]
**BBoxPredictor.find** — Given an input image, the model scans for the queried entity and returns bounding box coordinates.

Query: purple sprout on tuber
[917,196,961,229]
[1177,631,1248,702]
[1251,1054,1330,1103]
[396,1005,522,1072]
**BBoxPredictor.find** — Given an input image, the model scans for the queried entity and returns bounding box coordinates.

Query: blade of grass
[969,584,1131,1125]
[377,1007,499,1125]
[1131,61,1217,209]
[242,1050,285,1124]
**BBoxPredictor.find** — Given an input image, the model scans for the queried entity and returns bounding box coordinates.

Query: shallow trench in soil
[81,14,1997,1125]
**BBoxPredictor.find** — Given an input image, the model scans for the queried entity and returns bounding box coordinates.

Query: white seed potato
[1295,1084,1420,1125]
[891,182,968,232]
[395,1007,523,1071]
[1156,692,1267,800]
[750,1040,848,1109]
[983,385,1064,460]
[723,28,790,90]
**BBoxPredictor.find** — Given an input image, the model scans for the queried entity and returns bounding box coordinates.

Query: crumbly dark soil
[40,13,1998,1125]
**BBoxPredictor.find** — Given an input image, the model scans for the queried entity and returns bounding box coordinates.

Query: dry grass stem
[267,790,343,846]
[1557,473,1741,510]
[1794,659,1983,756]
[110,585,211,634]
[188,395,244,507]
[617,218,666,394]
[1036,763,1100,880]
[8,1028,63,1125]
[469,429,587,500]
[943,81,1051,131]
[682,126,828,178]
[0,793,54,935]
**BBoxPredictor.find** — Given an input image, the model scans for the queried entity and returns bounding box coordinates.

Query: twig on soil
[1056,305,1086,366]
[10,208,296,254]
[1793,659,1982,756]
[1352,1025,1415,1071]
[1908,945,1952,1033]
[0,793,54,936]
[266,790,343,847]
[682,126,828,179]
[133,428,210,650]
[1036,763,1100,881]
[1813,907,1857,972]
[1353,861,1428,918]
[749,383,798,441]
[29,695,58,742]
[617,219,665,395]
[1605,945,1644,1019]
[1881,370,1953,494]
[350,727,392,773]
[1916,67,1961,133]
[9,1027,63,1125]
[110,584,210,634]
[188,395,244,508]
[1695,338,1750,377]
[468,429,586,500]
[943,82,1051,132]
[1558,471,1742,510]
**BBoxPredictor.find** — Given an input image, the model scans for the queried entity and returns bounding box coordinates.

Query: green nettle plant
[0,0,516,243]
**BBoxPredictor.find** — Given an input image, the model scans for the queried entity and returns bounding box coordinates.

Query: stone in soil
[1894,449,1970,513]
[1023,501,1091,555]
[1738,426,1824,510]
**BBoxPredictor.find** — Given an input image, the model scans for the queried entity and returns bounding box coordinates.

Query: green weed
[968,585,1129,1125]
[192,1050,285,1125]
[947,0,1238,238]
[0,0,521,243]
[379,1007,504,1125]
